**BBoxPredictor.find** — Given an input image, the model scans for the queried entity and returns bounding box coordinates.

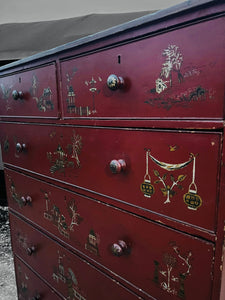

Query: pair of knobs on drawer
[15,141,124,174]
[26,241,128,258]
[11,74,123,100]
[26,241,128,256]
[27,243,128,258]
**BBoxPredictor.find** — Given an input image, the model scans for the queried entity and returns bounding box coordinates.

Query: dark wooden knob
[107,74,124,90]
[16,142,27,153]
[109,159,126,174]
[21,196,32,205]
[27,246,36,256]
[111,240,128,256]
[12,90,23,100]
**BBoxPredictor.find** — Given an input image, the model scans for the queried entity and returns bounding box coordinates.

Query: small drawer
[11,214,143,300]
[2,123,221,232]
[10,210,214,299]
[0,64,59,118]
[14,256,61,299]
[61,16,225,120]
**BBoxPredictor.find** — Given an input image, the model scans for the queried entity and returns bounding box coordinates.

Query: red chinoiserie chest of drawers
[0,1,225,299]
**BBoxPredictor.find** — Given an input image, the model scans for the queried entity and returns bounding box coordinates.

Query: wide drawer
[10,207,214,299]
[61,17,225,119]
[14,256,61,300]
[0,64,59,118]
[2,123,221,232]
[11,214,144,300]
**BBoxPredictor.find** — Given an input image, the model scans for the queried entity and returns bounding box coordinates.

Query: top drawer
[0,64,59,119]
[61,17,225,120]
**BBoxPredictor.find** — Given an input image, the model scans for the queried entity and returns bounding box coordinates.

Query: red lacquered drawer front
[11,214,143,300]
[61,17,225,119]
[10,207,214,299]
[2,123,221,232]
[14,256,61,300]
[0,64,58,118]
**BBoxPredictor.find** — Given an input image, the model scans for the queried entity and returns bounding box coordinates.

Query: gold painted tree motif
[71,131,82,166]
[42,192,82,239]
[31,74,54,111]
[67,198,83,231]
[48,131,82,174]
[154,242,192,298]
[154,170,186,204]
[161,252,177,295]
[155,44,184,94]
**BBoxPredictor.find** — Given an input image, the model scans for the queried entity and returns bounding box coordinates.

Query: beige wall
[0,0,184,24]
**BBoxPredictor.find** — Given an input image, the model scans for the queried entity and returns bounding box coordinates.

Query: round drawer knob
[107,74,124,90]
[27,246,36,256]
[12,90,23,100]
[16,142,27,153]
[21,196,32,206]
[111,240,128,257]
[109,159,126,174]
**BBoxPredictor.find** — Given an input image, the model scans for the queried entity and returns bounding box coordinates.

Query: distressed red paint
[0,1,225,299]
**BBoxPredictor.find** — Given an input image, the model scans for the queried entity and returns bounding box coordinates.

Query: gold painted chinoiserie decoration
[140,150,155,198]
[183,155,202,210]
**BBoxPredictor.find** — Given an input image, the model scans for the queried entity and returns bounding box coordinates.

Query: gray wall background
[0,0,184,24]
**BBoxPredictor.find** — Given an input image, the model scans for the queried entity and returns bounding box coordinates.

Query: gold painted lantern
[140,150,155,198]
[140,178,155,198]
[183,183,202,210]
